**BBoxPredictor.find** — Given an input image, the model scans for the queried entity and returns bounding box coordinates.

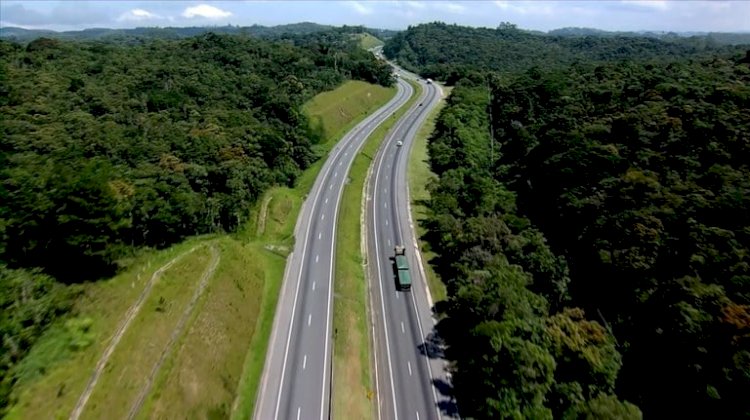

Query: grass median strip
[332,79,421,420]
[407,85,452,304]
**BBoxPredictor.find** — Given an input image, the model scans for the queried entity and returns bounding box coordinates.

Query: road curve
[366,73,457,420]
[254,78,414,420]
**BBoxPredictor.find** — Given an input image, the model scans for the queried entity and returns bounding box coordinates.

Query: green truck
[394,245,412,291]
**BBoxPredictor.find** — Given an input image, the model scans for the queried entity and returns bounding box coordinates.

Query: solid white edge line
[370,80,416,420]
[321,76,413,420]
[272,83,396,420]
[403,84,444,420]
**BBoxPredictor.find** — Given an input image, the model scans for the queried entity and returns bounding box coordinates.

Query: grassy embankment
[332,79,420,419]
[355,33,384,50]
[406,85,452,304]
[6,80,395,420]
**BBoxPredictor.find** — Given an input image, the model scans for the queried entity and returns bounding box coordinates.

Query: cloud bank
[182,4,232,19]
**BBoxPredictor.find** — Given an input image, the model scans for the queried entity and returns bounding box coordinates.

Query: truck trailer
[394,245,412,291]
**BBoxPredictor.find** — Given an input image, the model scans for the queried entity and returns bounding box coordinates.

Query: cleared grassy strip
[332,79,421,419]
[6,237,216,420]
[355,33,384,49]
[7,80,396,420]
[142,238,264,419]
[304,80,394,146]
[407,86,452,304]
[82,246,213,419]
[230,80,397,419]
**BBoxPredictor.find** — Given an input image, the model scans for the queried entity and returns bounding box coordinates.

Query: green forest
[386,23,750,418]
[0,31,391,413]
[0,23,400,44]
[384,22,745,83]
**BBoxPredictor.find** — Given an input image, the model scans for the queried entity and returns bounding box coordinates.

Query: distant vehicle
[396,140,403,147]
[394,246,412,291]
[426,78,433,84]
[419,103,423,106]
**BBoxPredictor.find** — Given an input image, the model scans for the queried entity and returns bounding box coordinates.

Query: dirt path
[127,244,221,419]
[69,246,200,420]
[256,195,273,237]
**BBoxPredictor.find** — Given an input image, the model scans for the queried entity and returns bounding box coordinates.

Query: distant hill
[0,22,398,43]
[384,22,749,82]
[547,27,621,37]
[548,26,750,45]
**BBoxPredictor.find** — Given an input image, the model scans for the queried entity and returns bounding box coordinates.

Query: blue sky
[1,1,748,33]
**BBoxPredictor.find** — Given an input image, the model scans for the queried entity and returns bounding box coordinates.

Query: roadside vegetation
[406,85,451,304]
[356,33,384,50]
[1,27,395,417]
[332,79,420,419]
[387,22,750,420]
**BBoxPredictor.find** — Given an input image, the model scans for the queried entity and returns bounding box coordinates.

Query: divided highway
[254,78,414,420]
[366,74,456,420]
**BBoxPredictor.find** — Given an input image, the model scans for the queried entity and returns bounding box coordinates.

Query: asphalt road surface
[254,78,414,420]
[366,73,458,420]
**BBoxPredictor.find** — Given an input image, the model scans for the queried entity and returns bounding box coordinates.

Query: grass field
[407,86,452,304]
[406,87,451,302]
[332,79,420,420]
[354,33,384,50]
[6,80,396,420]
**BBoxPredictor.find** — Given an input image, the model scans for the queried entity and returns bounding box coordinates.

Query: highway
[254,78,414,420]
[366,72,457,420]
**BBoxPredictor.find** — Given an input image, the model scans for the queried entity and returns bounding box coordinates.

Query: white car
[396,140,403,147]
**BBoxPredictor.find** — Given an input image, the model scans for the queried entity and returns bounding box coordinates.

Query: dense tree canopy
[425,79,639,419]
[0,31,392,415]
[422,35,749,418]
[383,22,745,83]
[0,23,399,44]
[488,55,750,418]
[0,33,391,280]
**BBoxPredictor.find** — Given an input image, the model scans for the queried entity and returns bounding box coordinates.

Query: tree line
[0,31,392,414]
[391,22,750,419]
[426,79,641,420]
[0,23,399,45]
[383,22,746,84]
[487,54,750,419]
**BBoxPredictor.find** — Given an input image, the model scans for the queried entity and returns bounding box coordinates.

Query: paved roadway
[366,73,457,420]
[254,78,414,420]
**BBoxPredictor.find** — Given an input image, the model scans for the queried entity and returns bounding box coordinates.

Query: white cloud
[117,8,160,22]
[494,1,511,10]
[493,1,555,16]
[620,1,669,11]
[348,1,374,15]
[494,0,526,14]
[436,2,465,13]
[181,4,232,19]
[404,1,426,10]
